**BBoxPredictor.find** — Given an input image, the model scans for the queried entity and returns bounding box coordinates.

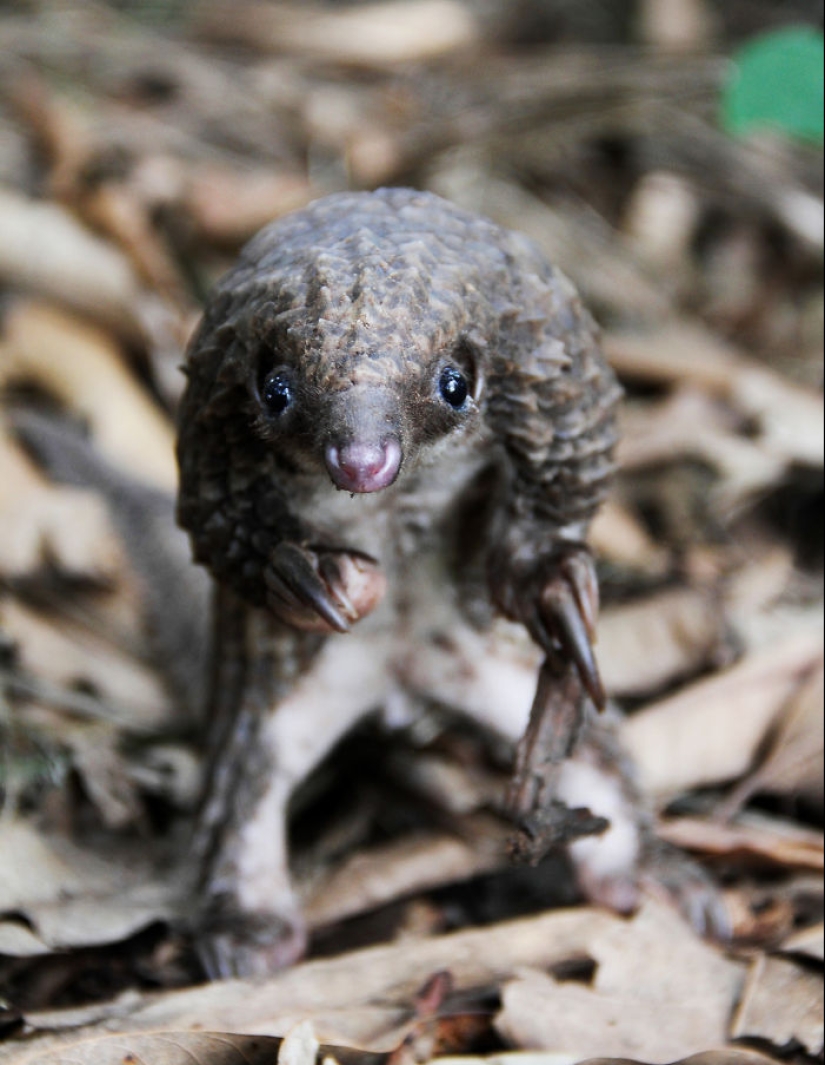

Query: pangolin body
[176,188,627,977]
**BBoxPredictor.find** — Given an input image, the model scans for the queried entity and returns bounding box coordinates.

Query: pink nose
[325,439,402,493]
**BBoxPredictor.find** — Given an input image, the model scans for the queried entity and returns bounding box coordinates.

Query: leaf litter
[0,1,822,1062]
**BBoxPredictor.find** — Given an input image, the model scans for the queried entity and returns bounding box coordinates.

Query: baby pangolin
[176,187,630,977]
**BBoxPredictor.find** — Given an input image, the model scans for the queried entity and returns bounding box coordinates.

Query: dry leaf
[13,908,622,1052]
[0,423,121,580]
[657,813,824,872]
[730,954,824,1053]
[0,189,144,344]
[495,902,743,1060]
[301,816,509,928]
[598,588,724,697]
[1,300,176,489]
[589,498,669,576]
[781,922,825,962]
[621,630,824,800]
[722,660,824,811]
[1,598,173,730]
[197,0,480,66]
[0,819,177,955]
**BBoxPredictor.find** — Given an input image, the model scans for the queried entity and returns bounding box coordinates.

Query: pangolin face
[238,239,488,494]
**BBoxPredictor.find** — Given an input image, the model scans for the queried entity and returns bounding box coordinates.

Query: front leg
[193,590,392,979]
[489,538,608,852]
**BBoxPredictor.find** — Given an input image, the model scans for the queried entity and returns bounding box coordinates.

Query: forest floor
[0,2,822,1063]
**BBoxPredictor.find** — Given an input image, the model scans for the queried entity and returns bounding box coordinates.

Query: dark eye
[262,371,293,416]
[438,367,468,409]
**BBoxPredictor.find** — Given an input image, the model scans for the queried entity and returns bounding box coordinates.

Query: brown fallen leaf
[730,954,824,1053]
[656,813,824,872]
[0,819,175,956]
[1,598,173,730]
[579,1052,787,1065]
[10,1030,387,1065]
[301,816,509,929]
[605,323,824,471]
[0,421,121,581]
[597,587,725,698]
[12,908,624,1053]
[197,0,481,67]
[0,190,145,345]
[589,497,669,576]
[495,902,743,1060]
[719,660,824,812]
[621,629,824,801]
[1,299,177,489]
[186,165,314,246]
[781,922,825,962]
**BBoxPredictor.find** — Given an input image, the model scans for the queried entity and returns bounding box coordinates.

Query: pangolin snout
[325,438,402,493]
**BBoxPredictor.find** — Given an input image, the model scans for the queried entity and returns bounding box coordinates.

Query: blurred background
[0,0,822,1049]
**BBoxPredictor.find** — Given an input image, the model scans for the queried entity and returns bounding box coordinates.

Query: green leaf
[722,26,824,144]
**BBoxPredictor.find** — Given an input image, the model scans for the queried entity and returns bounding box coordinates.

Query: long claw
[543,585,606,711]
[266,544,351,633]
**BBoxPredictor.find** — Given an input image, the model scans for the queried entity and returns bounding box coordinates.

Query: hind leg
[194,597,392,978]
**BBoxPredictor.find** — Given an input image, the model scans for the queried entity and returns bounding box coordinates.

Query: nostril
[325,439,402,493]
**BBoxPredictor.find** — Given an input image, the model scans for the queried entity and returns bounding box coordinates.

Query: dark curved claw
[264,542,351,633]
[540,579,606,711]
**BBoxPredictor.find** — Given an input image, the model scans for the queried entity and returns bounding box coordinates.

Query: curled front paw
[492,542,605,710]
[264,543,386,633]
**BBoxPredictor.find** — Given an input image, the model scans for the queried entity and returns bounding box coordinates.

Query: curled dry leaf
[12,908,622,1051]
[597,587,725,698]
[0,819,175,955]
[657,813,824,873]
[1,299,177,489]
[720,660,824,812]
[730,954,824,1053]
[1,598,173,730]
[0,421,121,580]
[588,497,669,576]
[495,902,743,1060]
[301,815,509,929]
[197,0,481,67]
[606,323,824,472]
[186,165,315,246]
[0,189,145,344]
[621,629,824,801]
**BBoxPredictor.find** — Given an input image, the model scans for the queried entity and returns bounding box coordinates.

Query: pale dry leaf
[0,819,176,955]
[618,388,786,506]
[621,629,824,800]
[187,165,314,245]
[580,1052,785,1065]
[598,587,724,697]
[13,1031,287,1065]
[723,660,824,810]
[0,188,144,344]
[588,497,669,576]
[781,922,825,961]
[301,817,508,928]
[17,908,622,1050]
[279,1021,320,1065]
[1,299,177,489]
[0,598,173,730]
[80,183,190,310]
[198,0,480,66]
[0,422,121,580]
[656,813,824,872]
[496,902,743,1060]
[730,954,824,1053]
[605,324,824,471]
